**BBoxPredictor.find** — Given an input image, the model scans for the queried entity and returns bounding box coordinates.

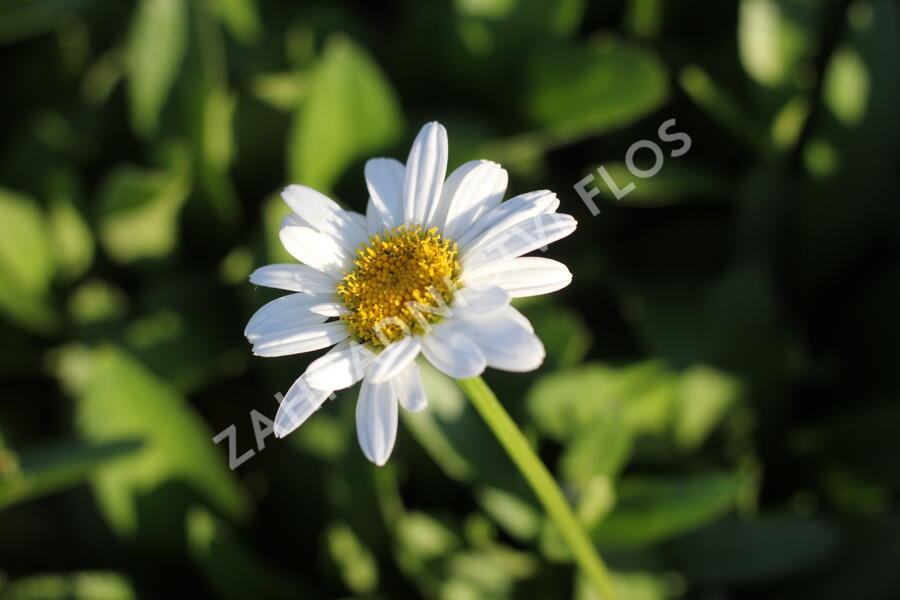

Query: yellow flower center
[337,225,460,347]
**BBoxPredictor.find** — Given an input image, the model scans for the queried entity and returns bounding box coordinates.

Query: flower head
[245,122,576,465]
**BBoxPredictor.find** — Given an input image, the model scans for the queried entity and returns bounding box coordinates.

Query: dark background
[1,0,899,598]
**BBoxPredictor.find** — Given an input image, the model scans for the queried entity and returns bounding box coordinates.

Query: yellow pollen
[337,225,460,347]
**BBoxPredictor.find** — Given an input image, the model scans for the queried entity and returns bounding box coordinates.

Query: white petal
[274,375,333,437]
[452,285,510,315]
[245,294,330,341]
[356,379,398,466]
[457,190,559,250]
[369,336,422,384]
[456,306,545,372]
[462,257,572,298]
[249,264,337,294]
[421,321,486,379]
[251,321,349,357]
[440,161,508,240]
[427,160,483,232]
[366,199,384,237]
[403,122,448,224]
[282,185,368,250]
[309,301,346,317]
[279,225,353,278]
[392,361,428,412]
[305,340,374,391]
[365,158,405,232]
[462,213,577,270]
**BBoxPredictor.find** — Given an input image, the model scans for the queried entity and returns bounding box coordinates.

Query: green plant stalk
[456,376,619,600]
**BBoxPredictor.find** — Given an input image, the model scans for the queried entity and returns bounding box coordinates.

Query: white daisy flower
[245,122,576,465]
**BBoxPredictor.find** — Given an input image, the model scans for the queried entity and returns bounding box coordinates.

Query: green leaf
[96,165,191,263]
[738,0,818,88]
[67,279,129,324]
[526,38,667,139]
[288,35,403,191]
[523,302,592,369]
[396,511,462,561]
[673,365,742,451]
[47,171,94,282]
[0,572,137,600]
[527,362,677,442]
[58,345,251,544]
[125,0,188,137]
[0,187,58,332]
[577,571,668,600]
[187,507,307,600]
[325,520,380,594]
[0,439,142,511]
[592,472,745,547]
[208,0,260,44]
[0,0,94,46]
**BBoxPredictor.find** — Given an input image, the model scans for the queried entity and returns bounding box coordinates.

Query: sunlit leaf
[0,440,141,511]
[0,187,58,332]
[288,35,403,191]
[96,165,191,263]
[0,572,137,600]
[526,38,667,139]
[58,345,251,543]
[208,0,260,44]
[125,0,188,136]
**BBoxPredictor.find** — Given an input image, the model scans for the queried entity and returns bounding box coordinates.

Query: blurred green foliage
[1,0,899,599]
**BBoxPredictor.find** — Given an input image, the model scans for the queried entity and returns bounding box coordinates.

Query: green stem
[457,377,619,600]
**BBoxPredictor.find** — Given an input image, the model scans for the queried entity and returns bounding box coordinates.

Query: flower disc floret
[337,225,460,346]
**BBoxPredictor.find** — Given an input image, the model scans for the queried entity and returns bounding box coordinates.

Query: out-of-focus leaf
[576,571,668,600]
[823,46,869,126]
[125,0,188,136]
[0,0,94,46]
[208,0,260,44]
[559,408,633,488]
[738,0,819,88]
[592,471,745,547]
[0,572,136,600]
[442,546,538,600]
[262,193,294,264]
[252,72,310,111]
[288,35,403,191]
[96,165,190,263]
[593,162,728,207]
[624,0,663,39]
[57,345,251,544]
[673,365,742,451]
[0,187,58,332]
[195,85,242,227]
[397,511,462,561]
[187,507,307,600]
[527,362,676,442]
[47,170,93,282]
[67,279,128,324]
[325,520,380,594]
[526,38,667,139]
[524,303,591,369]
[667,516,840,583]
[0,440,141,510]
